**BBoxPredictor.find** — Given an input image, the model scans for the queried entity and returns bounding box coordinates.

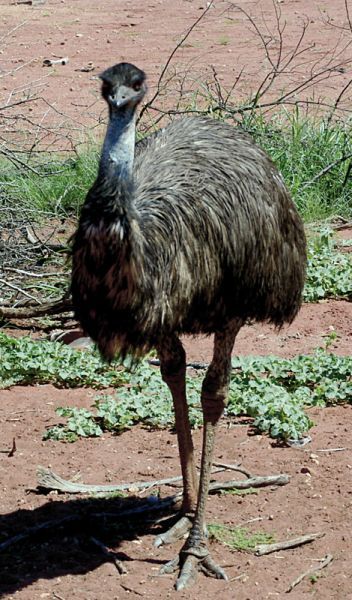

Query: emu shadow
[0,492,175,597]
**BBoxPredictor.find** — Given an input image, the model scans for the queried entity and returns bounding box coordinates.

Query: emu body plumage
[73,116,305,360]
[71,63,306,590]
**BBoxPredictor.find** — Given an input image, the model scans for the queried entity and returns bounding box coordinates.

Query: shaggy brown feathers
[72,109,306,361]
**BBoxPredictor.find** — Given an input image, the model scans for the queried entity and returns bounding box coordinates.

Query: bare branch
[138,0,215,122]
[302,153,352,189]
[2,267,67,278]
[287,554,333,593]
[36,465,289,495]
[0,297,72,320]
[255,532,325,556]
[345,0,352,34]
[0,277,42,303]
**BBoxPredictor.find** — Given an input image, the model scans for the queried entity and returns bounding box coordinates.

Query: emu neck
[99,109,136,182]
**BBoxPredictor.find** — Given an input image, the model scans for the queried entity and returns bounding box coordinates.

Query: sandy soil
[0,1,351,599]
[1,0,352,142]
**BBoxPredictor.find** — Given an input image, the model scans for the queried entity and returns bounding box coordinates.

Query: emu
[71,62,306,590]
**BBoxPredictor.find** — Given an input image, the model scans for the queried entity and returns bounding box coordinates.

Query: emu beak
[110,85,137,109]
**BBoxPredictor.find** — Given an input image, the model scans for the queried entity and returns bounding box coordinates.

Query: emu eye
[132,81,142,92]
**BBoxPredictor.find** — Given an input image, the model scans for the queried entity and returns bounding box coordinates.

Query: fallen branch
[286,554,333,593]
[37,465,184,494]
[3,267,67,278]
[255,532,325,556]
[209,474,289,493]
[0,278,42,303]
[120,584,144,597]
[37,466,289,495]
[331,222,352,231]
[212,461,252,478]
[0,296,72,320]
[316,447,348,453]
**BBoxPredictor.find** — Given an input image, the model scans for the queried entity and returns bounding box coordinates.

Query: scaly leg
[154,335,198,547]
[174,320,243,590]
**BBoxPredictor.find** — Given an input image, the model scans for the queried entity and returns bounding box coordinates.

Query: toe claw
[154,516,192,547]
[159,556,180,575]
[201,555,228,580]
[175,555,199,591]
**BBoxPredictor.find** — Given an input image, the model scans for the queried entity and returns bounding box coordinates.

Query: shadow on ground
[0,492,176,597]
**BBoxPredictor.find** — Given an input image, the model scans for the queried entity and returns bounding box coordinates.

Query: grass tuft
[1,108,351,223]
[242,110,352,221]
[208,524,274,552]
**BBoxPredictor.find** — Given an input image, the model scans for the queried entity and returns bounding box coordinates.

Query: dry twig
[286,554,333,593]
[255,532,325,556]
[36,465,289,495]
[0,296,72,320]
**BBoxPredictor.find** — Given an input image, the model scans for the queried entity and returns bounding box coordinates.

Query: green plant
[0,333,126,389]
[208,524,274,552]
[0,332,348,443]
[41,344,351,443]
[1,107,352,224]
[239,110,352,222]
[0,147,98,219]
[218,35,230,46]
[304,229,352,301]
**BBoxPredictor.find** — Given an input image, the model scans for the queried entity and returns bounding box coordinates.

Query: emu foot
[160,541,228,590]
[154,515,192,547]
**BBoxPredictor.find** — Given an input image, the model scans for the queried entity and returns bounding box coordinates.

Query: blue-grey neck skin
[98,109,136,181]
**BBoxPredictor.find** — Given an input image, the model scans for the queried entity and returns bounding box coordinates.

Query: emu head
[99,63,147,114]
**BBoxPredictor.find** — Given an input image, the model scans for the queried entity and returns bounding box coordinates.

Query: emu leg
[154,335,198,546]
[172,321,242,590]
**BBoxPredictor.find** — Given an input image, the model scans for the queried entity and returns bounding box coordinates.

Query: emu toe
[154,515,192,547]
[160,541,227,590]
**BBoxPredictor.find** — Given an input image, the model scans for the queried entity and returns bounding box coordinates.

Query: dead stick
[120,584,144,597]
[0,297,72,319]
[331,221,352,230]
[213,461,252,478]
[8,438,16,458]
[209,474,289,492]
[255,532,325,556]
[37,466,289,495]
[0,278,42,303]
[37,465,226,493]
[3,267,67,278]
[0,439,16,456]
[286,554,333,593]
[52,593,66,600]
[316,447,348,453]
[37,465,184,493]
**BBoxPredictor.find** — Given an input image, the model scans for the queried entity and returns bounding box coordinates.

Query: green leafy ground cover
[304,229,352,301]
[0,332,350,443]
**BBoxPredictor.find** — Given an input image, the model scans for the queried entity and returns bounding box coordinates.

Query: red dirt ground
[0,1,352,599]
